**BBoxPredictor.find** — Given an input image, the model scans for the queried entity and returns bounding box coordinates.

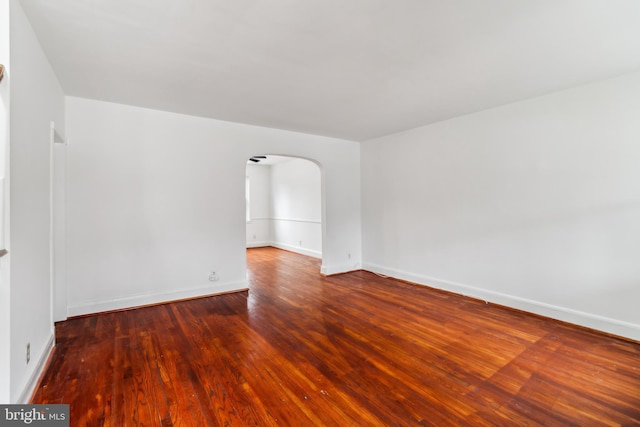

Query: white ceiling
[20,0,640,141]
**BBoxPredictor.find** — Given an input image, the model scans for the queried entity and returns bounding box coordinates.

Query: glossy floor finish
[33,247,640,426]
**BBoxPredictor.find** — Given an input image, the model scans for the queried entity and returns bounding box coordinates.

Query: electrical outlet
[26,342,30,364]
[209,271,219,282]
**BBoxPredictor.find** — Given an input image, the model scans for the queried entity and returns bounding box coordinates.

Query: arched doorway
[245,155,323,268]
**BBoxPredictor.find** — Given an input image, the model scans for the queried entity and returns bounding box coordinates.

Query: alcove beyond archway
[245,155,324,270]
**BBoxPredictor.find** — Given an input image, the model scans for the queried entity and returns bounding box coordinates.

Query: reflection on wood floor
[32,247,640,425]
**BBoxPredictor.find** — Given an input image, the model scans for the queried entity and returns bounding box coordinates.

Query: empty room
[1,0,639,425]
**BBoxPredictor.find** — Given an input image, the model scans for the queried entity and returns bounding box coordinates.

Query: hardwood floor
[33,247,640,426]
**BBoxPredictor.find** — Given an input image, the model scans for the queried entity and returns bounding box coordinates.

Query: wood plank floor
[33,247,640,426]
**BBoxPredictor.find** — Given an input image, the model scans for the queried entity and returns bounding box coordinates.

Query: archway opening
[245,155,323,270]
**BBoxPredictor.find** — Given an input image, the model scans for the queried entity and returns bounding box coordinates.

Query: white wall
[6,0,64,402]
[246,164,271,247]
[65,97,361,316]
[270,158,322,258]
[362,71,640,341]
[0,0,11,405]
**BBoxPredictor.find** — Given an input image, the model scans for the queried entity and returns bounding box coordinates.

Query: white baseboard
[270,242,322,259]
[18,331,55,404]
[363,262,640,342]
[67,280,249,317]
[246,241,271,248]
[321,261,362,276]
